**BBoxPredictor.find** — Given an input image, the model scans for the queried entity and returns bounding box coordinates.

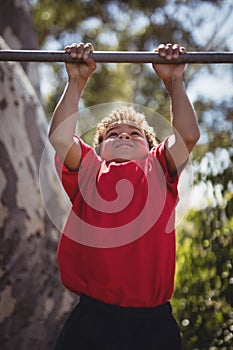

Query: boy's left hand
[152,43,186,80]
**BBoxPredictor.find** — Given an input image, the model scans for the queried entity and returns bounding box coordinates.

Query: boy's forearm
[49,77,87,144]
[163,78,200,149]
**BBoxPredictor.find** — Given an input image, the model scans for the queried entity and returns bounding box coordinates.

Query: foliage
[32,0,212,118]
[173,202,233,349]
[32,0,233,123]
[174,95,233,348]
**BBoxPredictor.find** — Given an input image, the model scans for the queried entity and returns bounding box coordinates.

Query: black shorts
[54,295,182,350]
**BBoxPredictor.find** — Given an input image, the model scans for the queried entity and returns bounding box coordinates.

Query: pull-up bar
[0,50,233,64]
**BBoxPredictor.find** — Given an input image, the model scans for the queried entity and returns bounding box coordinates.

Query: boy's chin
[103,154,148,163]
[101,149,149,162]
[113,157,131,163]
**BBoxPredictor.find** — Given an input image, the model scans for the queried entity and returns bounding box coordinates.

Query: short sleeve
[150,138,179,198]
[55,137,99,203]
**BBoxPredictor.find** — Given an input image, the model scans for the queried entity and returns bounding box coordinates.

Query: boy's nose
[119,132,130,139]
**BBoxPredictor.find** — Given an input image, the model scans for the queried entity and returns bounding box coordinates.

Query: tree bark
[0,34,77,350]
[0,1,78,347]
[0,0,41,95]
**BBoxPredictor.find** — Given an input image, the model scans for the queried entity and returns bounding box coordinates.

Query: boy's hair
[93,106,159,154]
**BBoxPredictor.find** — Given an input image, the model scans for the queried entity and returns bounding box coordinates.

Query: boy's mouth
[115,141,134,148]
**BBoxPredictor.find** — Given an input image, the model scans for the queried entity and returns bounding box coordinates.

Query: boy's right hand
[64,42,96,80]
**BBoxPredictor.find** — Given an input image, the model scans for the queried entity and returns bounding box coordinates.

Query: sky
[185,1,233,101]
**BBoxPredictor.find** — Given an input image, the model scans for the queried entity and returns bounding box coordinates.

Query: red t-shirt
[55,137,179,307]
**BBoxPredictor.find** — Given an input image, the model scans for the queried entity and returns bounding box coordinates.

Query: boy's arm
[48,43,96,170]
[152,43,200,175]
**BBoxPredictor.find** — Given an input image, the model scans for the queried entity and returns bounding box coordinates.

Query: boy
[49,42,200,349]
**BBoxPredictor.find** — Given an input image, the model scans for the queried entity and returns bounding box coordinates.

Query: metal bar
[0,50,233,64]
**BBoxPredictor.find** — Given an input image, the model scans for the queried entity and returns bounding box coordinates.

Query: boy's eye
[131,131,141,136]
[108,132,118,138]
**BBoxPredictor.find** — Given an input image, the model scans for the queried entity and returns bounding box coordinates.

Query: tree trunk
[0,2,77,349]
[0,0,41,95]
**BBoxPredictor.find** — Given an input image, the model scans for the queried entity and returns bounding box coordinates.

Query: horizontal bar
[0,50,233,64]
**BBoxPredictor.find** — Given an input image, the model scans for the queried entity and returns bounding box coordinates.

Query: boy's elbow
[48,130,69,154]
[48,127,69,148]
[48,126,57,145]
[48,129,59,149]
[185,128,200,151]
[193,127,201,144]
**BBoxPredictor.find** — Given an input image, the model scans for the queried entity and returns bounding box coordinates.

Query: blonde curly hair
[93,106,159,154]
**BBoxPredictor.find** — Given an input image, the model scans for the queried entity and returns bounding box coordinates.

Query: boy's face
[100,122,150,162]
